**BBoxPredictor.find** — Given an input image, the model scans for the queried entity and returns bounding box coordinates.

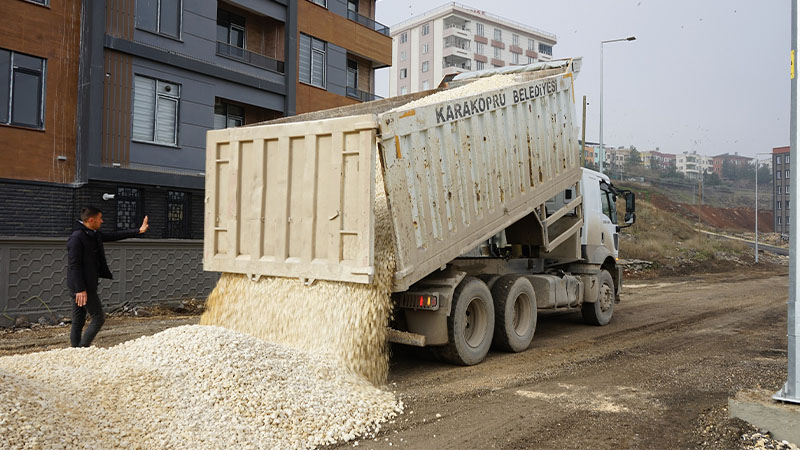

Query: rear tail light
[397,293,439,310]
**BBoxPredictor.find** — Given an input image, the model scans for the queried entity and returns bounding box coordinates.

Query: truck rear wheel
[582,270,615,326]
[491,275,537,352]
[437,277,494,365]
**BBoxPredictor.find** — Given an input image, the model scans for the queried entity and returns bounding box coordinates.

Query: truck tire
[491,275,537,352]
[582,270,615,326]
[437,277,495,365]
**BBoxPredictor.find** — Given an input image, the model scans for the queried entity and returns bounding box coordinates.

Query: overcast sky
[373,0,790,158]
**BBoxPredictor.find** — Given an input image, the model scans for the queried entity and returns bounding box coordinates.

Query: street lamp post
[753,153,772,264]
[599,36,636,175]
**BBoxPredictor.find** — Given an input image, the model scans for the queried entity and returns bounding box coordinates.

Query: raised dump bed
[203,58,583,292]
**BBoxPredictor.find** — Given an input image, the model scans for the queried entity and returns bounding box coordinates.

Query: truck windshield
[600,185,618,224]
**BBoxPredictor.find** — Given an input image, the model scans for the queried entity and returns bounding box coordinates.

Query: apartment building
[0,0,390,239]
[712,152,753,178]
[773,146,791,236]
[641,150,676,170]
[676,151,712,180]
[389,2,556,95]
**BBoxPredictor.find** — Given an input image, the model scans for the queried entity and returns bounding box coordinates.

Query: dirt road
[1,269,790,449]
[349,269,791,449]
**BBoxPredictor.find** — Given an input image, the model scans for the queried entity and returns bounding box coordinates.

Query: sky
[372,0,790,159]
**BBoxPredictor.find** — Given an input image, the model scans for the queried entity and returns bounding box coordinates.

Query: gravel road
[1,268,791,449]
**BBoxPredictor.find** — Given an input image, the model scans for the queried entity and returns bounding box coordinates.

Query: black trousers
[70,290,105,348]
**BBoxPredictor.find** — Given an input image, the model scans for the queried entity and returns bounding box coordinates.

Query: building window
[787,170,791,178]
[493,28,502,41]
[116,187,142,231]
[166,191,191,238]
[777,156,782,165]
[528,56,535,64]
[787,200,791,209]
[299,33,326,88]
[310,0,327,7]
[778,216,782,225]
[347,0,357,13]
[494,47,501,58]
[476,23,484,37]
[136,0,182,39]
[399,68,407,79]
[528,38,535,51]
[214,99,244,129]
[778,186,782,195]
[0,49,46,129]
[476,42,484,55]
[400,86,407,95]
[512,34,519,46]
[476,60,484,70]
[400,51,407,61]
[217,9,246,56]
[27,0,49,4]
[778,201,782,210]
[778,170,782,179]
[539,43,553,56]
[422,44,429,54]
[400,32,408,44]
[422,80,430,90]
[512,52,519,64]
[346,58,358,91]
[132,75,180,146]
[421,61,429,73]
[787,155,791,164]
[422,24,430,35]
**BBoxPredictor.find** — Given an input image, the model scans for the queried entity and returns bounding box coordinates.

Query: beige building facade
[389,2,556,96]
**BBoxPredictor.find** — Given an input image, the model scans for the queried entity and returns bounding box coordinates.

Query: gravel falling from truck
[200,164,397,386]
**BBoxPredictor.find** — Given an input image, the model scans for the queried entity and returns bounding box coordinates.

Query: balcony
[347,10,389,36]
[216,42,285,73]
[444,26,470,40]
[346,86,383,102]
[443,39,470,59]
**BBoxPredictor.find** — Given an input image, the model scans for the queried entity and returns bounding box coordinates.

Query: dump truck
[203,57,636,365]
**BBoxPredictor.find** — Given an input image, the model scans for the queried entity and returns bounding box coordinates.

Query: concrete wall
[0,238,217,327]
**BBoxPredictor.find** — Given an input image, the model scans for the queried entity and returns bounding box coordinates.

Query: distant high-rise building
[773,146,791,236]
[389,2,556,96]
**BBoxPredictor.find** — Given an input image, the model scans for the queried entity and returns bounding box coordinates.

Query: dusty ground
[2,268,792,449]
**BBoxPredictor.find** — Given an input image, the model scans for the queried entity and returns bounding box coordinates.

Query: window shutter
[299,34,311,83]
[132,76,155,141]
[156,96,178,144]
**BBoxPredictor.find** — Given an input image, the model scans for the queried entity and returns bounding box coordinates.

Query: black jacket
[66,221,139,294]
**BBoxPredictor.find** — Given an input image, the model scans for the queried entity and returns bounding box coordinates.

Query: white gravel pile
[201,162,397,385]
[0,325,402,449]
[390,74,519,112]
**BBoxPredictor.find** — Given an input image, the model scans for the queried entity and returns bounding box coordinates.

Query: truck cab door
[599,184,619,257]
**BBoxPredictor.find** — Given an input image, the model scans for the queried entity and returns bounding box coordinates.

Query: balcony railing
[347,10,389,36]
[216,42,285,74]
[346,86,383,102]
[444,61,471,70]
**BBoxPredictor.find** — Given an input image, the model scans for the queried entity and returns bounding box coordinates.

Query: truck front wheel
[437,277,495,365]
[582,270,615,326]
[491,275,537,352]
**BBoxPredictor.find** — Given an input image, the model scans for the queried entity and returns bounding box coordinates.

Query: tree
[721,159,736,179]
[757,164,772,185]
[704,171,722,186]
[626,148,642,170]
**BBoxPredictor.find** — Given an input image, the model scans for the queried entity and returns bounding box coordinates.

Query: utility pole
[774,0,799,404]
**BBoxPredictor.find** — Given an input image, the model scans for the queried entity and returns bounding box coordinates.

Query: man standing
[66,206,149,347]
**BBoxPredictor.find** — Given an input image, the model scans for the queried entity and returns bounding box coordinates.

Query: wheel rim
[598,282,613,313]
[512,293,532,337]
[464,296,488,348]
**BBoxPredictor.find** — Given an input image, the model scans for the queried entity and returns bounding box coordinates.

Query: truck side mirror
[624,192,636,225]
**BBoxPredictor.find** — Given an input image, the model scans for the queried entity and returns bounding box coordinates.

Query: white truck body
[203,58,636,364]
